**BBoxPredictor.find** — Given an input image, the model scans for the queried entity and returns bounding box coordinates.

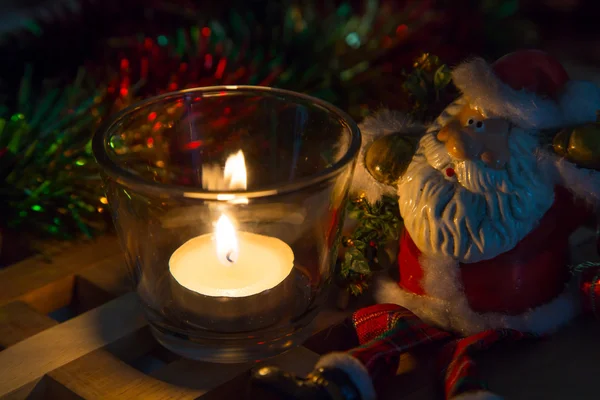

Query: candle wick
[226,251,234,263]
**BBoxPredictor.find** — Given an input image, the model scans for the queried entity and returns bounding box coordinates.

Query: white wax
[169,232,295,297]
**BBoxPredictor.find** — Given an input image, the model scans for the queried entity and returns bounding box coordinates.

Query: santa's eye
[467,119,474,125]
[474,120,485,132]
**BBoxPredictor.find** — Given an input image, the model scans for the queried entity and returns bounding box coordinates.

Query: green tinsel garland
[0,67,112,241]
[0,0,449,247]
[0,0,540,268]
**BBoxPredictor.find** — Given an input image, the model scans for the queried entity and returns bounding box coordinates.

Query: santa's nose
[437,122,509,169]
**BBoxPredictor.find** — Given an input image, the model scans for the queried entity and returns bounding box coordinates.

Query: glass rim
[92,85,361,200]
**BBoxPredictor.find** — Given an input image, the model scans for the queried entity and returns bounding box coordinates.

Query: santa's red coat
[397,187,594,315]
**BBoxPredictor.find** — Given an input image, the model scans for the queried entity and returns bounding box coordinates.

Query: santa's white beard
[398,128,556,263]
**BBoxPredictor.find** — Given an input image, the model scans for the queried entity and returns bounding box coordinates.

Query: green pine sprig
[339,194,401,295]
[401,53,456,121]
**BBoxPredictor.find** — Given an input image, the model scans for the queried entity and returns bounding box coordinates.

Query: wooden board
[0,234,598,399]
[0,235,342,400]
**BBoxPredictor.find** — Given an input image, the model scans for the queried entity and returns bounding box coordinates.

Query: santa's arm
[351,110,425,204]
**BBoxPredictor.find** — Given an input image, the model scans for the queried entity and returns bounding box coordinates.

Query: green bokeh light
[158,35,168,46]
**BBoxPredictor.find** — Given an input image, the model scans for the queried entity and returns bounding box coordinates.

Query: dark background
[1,0,600,90]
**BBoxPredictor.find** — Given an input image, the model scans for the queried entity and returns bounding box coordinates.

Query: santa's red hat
[451,50,600,129]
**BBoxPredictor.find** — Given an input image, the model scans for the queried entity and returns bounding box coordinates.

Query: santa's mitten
[576,262,600,319]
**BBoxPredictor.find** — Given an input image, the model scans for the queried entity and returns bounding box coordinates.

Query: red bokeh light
[396,24,408,37]
[184,140,204,150]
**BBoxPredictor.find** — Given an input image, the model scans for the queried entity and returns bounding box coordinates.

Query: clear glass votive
[92,86,361,363]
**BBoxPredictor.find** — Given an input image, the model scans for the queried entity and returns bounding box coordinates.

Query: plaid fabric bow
[342,263,600,399]
[337,263,600,399]
[347,304,537,399]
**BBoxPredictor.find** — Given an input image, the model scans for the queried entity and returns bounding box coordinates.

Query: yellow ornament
[365,133,420,186]
[553,112,600,170]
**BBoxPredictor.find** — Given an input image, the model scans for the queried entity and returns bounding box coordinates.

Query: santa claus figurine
[250,50,600,400]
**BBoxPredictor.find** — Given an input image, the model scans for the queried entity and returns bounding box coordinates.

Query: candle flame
[215,214,239,265]
[224,150,247,190]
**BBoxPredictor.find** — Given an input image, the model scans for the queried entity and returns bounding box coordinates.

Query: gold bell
[553,111,600,170]
[364,132,421,186]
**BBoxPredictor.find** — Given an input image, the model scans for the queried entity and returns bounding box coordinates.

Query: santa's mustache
[454,160,515,194]
[422,129,543,194]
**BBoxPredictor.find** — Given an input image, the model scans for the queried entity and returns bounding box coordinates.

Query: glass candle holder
[92,86,361,363]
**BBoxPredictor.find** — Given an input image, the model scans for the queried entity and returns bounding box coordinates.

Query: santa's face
[437,104,511,171]
[397,99,556,263]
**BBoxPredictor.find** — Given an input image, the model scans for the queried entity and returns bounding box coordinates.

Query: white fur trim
[315,352,376,400]
[451,58,564,129]
[451,390,504,400]
[374,259,580,336]
[351,110,425,203]
[538,149,600,209]
[560,80,600,125]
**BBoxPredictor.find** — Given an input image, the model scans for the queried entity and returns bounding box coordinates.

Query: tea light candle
[167,149,297,332]
[169,214,294,297]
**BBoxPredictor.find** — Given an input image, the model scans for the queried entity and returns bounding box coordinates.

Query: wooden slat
[75,256,130,298]
[153,346,320,400]
[102,326,158,364]
[48,349,198,400]
[36,376,84,400]
[0,302,58,348]
[0,292,145,398]
[150,358,251,394]
[18,275,76,315]
[0,236,121,309]
[48,337,318,400]
[73,278,117,315]
[0,379,46,400]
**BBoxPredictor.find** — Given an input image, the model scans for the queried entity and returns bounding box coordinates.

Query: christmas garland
[1,1,441,250]
[0,0,539,266]
[0,69,111,241]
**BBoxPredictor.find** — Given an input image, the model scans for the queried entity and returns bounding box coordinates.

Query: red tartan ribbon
[580,264,600,318]
[344,268,600,400]
[438,329,538,399]
[349,304,451,383]
[346,305,540,399]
